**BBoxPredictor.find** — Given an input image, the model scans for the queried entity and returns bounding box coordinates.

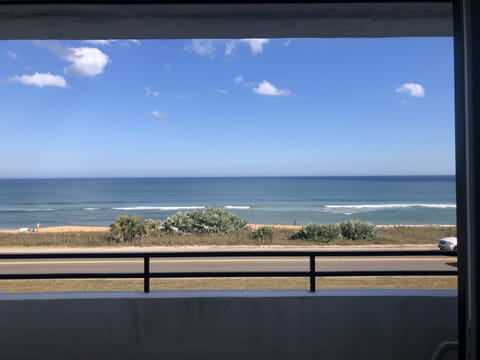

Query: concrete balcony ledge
[0,288,457,300]
[0,289,457,360]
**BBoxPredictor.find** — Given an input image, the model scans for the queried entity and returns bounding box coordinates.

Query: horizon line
[0,174,456,180]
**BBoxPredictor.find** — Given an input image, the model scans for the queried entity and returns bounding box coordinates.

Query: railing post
[309,255,316,292]
[144,256,150,293]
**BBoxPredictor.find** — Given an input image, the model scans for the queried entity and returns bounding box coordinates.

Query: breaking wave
[0,208,55,212]
[324,204,456,209]
[112,206,206,211]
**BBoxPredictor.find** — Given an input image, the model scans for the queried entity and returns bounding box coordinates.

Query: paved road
[0,256,457,275]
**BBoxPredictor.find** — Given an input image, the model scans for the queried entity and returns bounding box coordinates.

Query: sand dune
[0,223,454,235]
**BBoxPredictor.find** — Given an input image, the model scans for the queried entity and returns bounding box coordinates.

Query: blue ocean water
[0,176,456,229]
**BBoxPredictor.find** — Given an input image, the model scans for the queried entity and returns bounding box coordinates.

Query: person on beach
[36,222,40,231]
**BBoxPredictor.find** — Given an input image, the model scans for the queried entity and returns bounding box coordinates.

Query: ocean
[0,176,456,229]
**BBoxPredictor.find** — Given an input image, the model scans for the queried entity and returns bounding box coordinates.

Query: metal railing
[0,250,457,293]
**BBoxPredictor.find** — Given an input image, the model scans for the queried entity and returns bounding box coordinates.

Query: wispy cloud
[83,40,140,47]
[119,40,141,48]
[37,42,111,77]
[233,75,254,88]
[83,40,112,45]
[253,80,291,96]
[396,83,425,97]
[233,75,244,85]
[184,40,216,56]
[8,72,67,88]
[6,50,18,59]
[216,88,229,94]
[240,39,269,54]
[186,38,270,57]
[146,86,160,97]
[151,110,168,119]
[225,41,236,56]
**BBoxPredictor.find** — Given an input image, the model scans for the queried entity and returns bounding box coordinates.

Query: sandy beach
[0,224,299,234]
[0,226,110,234]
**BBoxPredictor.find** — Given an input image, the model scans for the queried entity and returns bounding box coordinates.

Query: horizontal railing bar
[150,271,311,278]
[0,273,144,280]
[0,250,457,260]
[150,270,457,278]
[0,270,457,281]
[314,270,458,277]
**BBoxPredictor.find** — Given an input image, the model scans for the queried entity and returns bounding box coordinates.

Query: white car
[438,237,457,251]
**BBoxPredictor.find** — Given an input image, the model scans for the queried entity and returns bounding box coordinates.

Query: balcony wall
[0,289,457,360]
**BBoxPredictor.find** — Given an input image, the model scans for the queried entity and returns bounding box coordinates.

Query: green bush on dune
[143,218,164,235]
[109,212,376,244]
[290,224,341,243]
[163,207,248,234]
[110,215,148,242]
[290,221,377,242]
[340,220,376,240]
[250,226,274,244]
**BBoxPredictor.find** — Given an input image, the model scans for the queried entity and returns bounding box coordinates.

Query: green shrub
[340,220,376,240]
[251,226,274,244]
[143,218,163,235]
[290,224,340,242]
[110,215,147,242]
[163,207,248,234]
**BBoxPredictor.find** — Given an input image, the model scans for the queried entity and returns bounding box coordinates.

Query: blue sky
[0,38,454,178]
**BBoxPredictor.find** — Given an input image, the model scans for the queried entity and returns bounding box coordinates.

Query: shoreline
[0,223,456,234]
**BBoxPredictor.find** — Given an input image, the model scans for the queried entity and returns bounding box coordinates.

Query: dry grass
[0,276,457,293]
[375,225,457,244]
[0,225,456,248]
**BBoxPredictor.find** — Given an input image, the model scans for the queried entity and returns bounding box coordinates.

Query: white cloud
[185,40,216,56]
[151,110,167,119]
[253,80,291,96]
[216,88,228,94]
[233,75,244,84]
[146,86,160,97]
[240,39,269,54]
[9,72,67,88]
[6,50,18,59]
[37,42,111,77]
[63,47,110,77]
[396,83,425,97]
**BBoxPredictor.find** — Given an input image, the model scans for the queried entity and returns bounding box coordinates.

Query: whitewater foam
[0,208,55,212]
[112,206,206,211]
[324,204,456,209]
[224,206,251,210]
